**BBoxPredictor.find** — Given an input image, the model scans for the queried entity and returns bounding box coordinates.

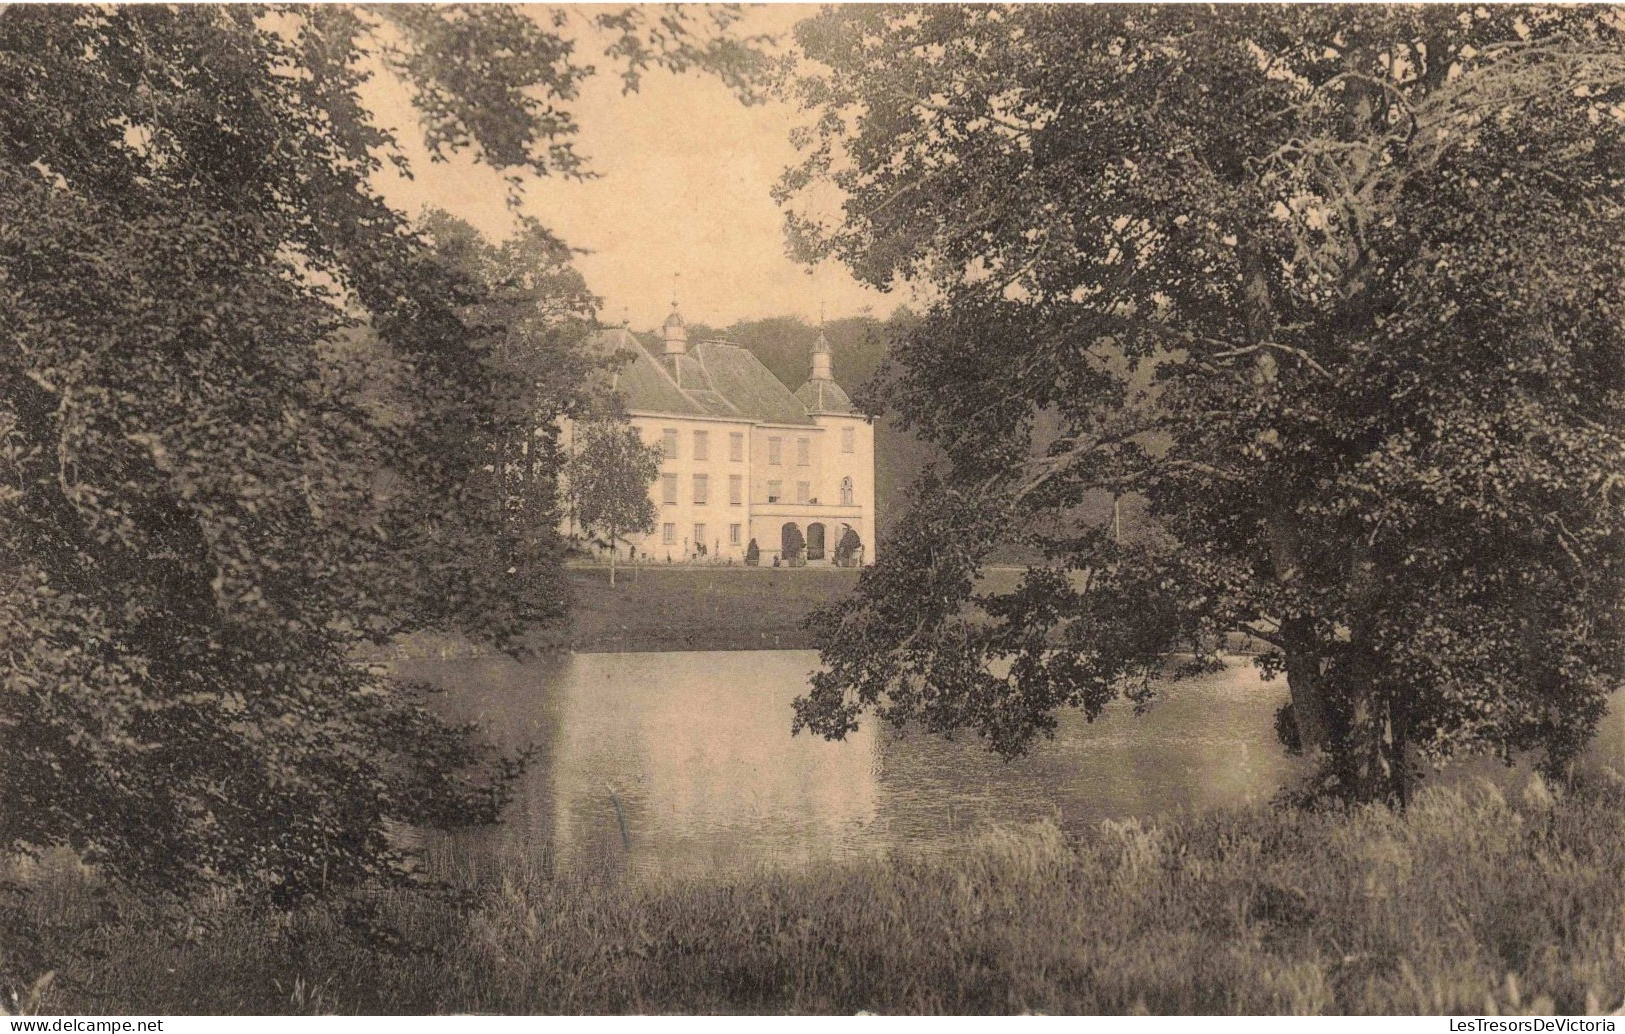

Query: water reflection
[397,650,1623,883]
[402,651,886,878]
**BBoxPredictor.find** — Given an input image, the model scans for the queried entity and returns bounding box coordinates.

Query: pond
[396,650,1624,883]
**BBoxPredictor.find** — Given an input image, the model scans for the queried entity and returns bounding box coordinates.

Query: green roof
[693,341,815,425]
[600,331,822,426]
[603,329,707,417]
[795,377,859,415]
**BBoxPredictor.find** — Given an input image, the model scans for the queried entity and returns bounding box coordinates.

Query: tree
[833,526,863,568]
[415,209,605,608]
[0,1,765,928]
[781,5,1625,804]
[564,420,661,585]
[783,523,806,567]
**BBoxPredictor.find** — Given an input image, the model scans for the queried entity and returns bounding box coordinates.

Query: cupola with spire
[661,301,688,357]
[810,328,834,381]
[794,324,857,415]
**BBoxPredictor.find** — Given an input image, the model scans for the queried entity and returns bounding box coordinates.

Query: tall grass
[9,774,1625,1015]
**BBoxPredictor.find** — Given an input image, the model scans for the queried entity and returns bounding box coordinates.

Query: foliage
[0,2,765,912]
[745,537,761,566]
[413,208,604,608]
[782,4,1625,802]
[782,523,806,564]
[564,419,661,583]
[18,775,1625,1014]
[689,314,889,390]
[832,527,863,567]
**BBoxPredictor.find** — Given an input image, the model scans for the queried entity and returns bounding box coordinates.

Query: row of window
[661,523,743,547]
[661,473,738,505]
[768,481,810,505]
[661,428,742,462]
[660,474,857,506]
[657,426,858,462]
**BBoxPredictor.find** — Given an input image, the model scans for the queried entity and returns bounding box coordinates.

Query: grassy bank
[12,775,1625,1015]
[388,565,1032,657]
[561,565,862,652]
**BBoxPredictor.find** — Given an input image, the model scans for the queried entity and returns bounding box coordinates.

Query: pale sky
[368,4,897,331]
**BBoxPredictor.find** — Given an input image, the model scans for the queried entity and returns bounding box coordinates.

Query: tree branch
[1238,622,1287,650]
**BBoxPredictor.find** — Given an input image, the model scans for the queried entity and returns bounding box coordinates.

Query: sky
[367,4,898,332]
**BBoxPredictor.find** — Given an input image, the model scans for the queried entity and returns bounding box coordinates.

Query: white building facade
[563,308,876,566]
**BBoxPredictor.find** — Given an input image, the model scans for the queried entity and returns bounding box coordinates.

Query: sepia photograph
[3,0,1625,1020]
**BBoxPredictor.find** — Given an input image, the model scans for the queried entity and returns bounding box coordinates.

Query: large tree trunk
[1281,616,1332,757]
[522,434,537,524]
[1281,621,1410,806]
[1334,642,1410,807]
[1238,219,1410,806]
[608,526,617,587]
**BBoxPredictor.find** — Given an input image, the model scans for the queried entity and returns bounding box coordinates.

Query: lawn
[561,564,862,652]
[557,563,1027,653]
[382,565,1032,658]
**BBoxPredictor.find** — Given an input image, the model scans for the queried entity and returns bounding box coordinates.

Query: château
[564,305,876,566]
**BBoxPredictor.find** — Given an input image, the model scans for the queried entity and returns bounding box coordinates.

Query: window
[796,437,810,465]
[841,426,855,454]
[796,481,810,504]
[729,475,743,506]
[767,480,782,504]
[660,473,677,505]
[692,429,708,460]
[768,437,782,465]
[693,474,709,505]
[729,523,742,545]
[661,428,678,459]
[729,432,745,462]
[662,523,676,545]
[840,476,855,506]
[694,523,707,549]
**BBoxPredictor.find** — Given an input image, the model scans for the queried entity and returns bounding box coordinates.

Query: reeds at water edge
[7,772,1625,1015]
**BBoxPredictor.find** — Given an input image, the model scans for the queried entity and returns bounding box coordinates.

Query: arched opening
[840,476,854,506]
[806,522,826,561]
[781,522,800,561]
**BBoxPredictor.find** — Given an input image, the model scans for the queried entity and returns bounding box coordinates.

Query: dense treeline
[0,4,763,977]
[784,5,1625,804]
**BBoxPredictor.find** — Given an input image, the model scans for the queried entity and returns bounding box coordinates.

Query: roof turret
[661,302,688,356]
[796,326,856,414]
[809,328,833,381]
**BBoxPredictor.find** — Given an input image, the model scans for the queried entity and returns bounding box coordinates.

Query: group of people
[623,542,729,566]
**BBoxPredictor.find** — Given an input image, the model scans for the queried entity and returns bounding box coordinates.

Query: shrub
[833,527,863,567]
